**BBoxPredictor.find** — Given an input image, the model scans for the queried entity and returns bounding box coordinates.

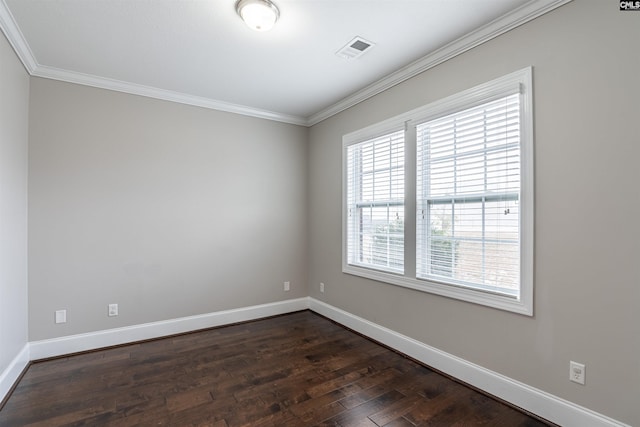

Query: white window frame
[342,67,534,316]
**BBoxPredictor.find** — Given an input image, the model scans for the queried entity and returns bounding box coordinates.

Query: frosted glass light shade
[236,0,280,32]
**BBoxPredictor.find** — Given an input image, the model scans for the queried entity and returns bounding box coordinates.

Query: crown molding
[0,0,571,128]
[0,0,307,126]
[31,65,309,126]
[0,0,36,72]
[306,0,573,126]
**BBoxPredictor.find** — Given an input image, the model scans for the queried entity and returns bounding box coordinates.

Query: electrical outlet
[283,281,290,291]
[320,282,325,293]
[570,361,585,385]
[55,309,67,324]
[108,303,118,317]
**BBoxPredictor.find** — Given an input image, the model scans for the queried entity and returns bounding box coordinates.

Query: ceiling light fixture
[235,0,280,32]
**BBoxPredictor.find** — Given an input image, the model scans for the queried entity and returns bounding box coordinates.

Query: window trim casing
[342,67,534,316]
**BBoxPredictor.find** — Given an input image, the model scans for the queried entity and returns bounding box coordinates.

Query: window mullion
[482,108,488,285]
[452,117,458,279]
[356,149,363,264]
[482,196,486,285]
[388,140,392,269]
[404,122,416,278]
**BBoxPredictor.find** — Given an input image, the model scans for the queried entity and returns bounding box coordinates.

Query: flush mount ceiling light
[235,0,280,32]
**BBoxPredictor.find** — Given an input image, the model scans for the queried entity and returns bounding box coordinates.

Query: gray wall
[0,32,29,374]
[308,1,639,425]
[28,78,308,340]
[6,0,638,424]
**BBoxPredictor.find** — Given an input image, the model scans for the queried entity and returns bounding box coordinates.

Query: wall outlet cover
[108,303,118,317]
[570,361,585,385]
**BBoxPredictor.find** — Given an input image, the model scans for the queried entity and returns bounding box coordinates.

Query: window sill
[343,263,532,316]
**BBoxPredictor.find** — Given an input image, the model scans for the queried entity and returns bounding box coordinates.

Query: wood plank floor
[0,311,551,426]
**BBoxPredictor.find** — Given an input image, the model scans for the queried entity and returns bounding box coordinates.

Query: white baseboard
[308,298,629,427]
[0,344,29,403]
[5,297,628,427]
[30,298,310,360]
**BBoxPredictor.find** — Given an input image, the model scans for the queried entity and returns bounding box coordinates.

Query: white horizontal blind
[347,130,405,273]
[416,93,521,297]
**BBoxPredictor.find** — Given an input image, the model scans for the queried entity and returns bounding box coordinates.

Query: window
[416,94,521,297]
[345,130,405,273]
[343,68,533,315]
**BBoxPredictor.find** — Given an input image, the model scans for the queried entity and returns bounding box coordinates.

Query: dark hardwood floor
[0,311,551,426]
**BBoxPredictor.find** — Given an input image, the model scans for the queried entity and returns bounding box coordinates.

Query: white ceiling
[0,0,566,125]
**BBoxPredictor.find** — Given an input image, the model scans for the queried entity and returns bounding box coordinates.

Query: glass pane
[429,159,454,196]
[454,201,483,239]
[426,203,455,277]
[358,205,404,270]
[453,239,483,283]
[456,153,486,195]
[484,200,519,242]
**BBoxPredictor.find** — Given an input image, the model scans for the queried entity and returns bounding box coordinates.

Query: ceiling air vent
[336,36,375,60]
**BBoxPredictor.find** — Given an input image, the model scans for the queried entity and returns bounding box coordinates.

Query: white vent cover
[336,36,375,60]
